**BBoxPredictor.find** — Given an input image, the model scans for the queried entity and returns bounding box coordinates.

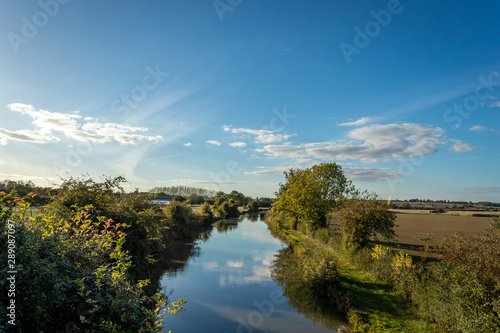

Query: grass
[276,226,439,332]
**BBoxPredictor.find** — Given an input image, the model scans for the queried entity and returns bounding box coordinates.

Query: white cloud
[3,103,162,145]
[339,116,381,127]
[206,140,221,146]
[244,166,289,175]
[469,125,497,133]
[469,125,492,132]
[223,126,294,144]
[0,128,58,144]
[449,139,478,153]
[228,141,247,148]
[226,260,244,268]
[183,143,192,146]
[344,167,402,182]
[259,144,303,158]
[307,123,446,162]
[490,101,500,108]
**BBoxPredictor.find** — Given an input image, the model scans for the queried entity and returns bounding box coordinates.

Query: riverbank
[265,215,439,333]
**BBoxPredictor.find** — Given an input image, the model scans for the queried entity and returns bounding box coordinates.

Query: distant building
[149,194,173,205]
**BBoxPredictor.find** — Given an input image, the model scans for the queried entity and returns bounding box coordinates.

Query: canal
[159,214,346,332]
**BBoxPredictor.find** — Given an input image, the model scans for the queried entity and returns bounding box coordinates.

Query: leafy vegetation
[268,162,500,332]
[332,192,396,249]
[273,163,354,230]
[0,176,209,332]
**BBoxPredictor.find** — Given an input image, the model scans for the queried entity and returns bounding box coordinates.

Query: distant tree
[273,163,354,230]
[333,192,396,249]
[246,200,259,213]
[398,202,411,209]
[226,190,246,206]
[200,202,212,215]
[186,193,204,204]
[257,197,273,207]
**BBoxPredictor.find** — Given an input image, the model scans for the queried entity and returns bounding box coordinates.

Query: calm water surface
[159,214,345,333]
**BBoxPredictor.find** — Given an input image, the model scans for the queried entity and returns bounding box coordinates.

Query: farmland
[380,212,493,259]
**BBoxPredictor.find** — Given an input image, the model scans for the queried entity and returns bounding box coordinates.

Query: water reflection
[214,219,239,233]
[156,215,346,332]
[271,246,346,330]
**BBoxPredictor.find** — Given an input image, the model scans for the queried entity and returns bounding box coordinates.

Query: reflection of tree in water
[246,214,259,222]
[271,246,346,330]
[214,219,239,233]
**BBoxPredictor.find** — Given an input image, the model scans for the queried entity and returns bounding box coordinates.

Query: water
[159,214,346,333]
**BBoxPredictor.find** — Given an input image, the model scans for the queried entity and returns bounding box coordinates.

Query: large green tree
[273,163,354,229]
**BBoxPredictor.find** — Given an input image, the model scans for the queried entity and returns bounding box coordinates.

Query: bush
[246,200,259,213]
[398,202,411,209]
[200,202,211,215]
[395,218,500,332]
[333,193,396,250]
[0,196,164,332]
[163,201,198,239]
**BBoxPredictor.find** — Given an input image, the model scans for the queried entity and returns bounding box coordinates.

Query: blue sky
[1,0,499,201]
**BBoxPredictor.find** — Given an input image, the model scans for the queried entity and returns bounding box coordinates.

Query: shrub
[334,193,396,250]
[246,200,259,213]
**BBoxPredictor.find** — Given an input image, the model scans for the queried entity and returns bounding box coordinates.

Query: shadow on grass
[374,240,440,263]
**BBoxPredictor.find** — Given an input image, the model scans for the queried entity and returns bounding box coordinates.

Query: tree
[246,200,259,213]
[273,163,354,230]
[398,202,411,209]
[334,192,396,249]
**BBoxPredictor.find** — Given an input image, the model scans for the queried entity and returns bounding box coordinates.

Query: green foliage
[403,218,500,332]
[0,179,57,206]
[0,176,199,332]
[44,177,170,275]
[185,193,205,204]
[245,200,259,213]
[398,202,411,209]
[0,195,167,332]
[333,192,396,249]
[212,200,239,219]
[271,245,348,328]
[273,163,354,230]
[200,202,212,215]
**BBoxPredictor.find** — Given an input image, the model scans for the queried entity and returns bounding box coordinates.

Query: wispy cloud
[244,166,290,175]
[490,101,500,108]
[449,139,479,153]
[344,167,402,182]
[3,103,162,145]
[223,125,295,144]
[339,116,381,127]
[228,141,247,148]
[469,125,497,133]
[470,125,493,132]
[206,140,221,146]
[183,142,192,146]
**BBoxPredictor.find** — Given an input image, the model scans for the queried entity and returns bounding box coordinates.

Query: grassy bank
[266,214,439,332]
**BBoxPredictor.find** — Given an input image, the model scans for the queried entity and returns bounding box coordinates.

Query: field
[379,213,493,259]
